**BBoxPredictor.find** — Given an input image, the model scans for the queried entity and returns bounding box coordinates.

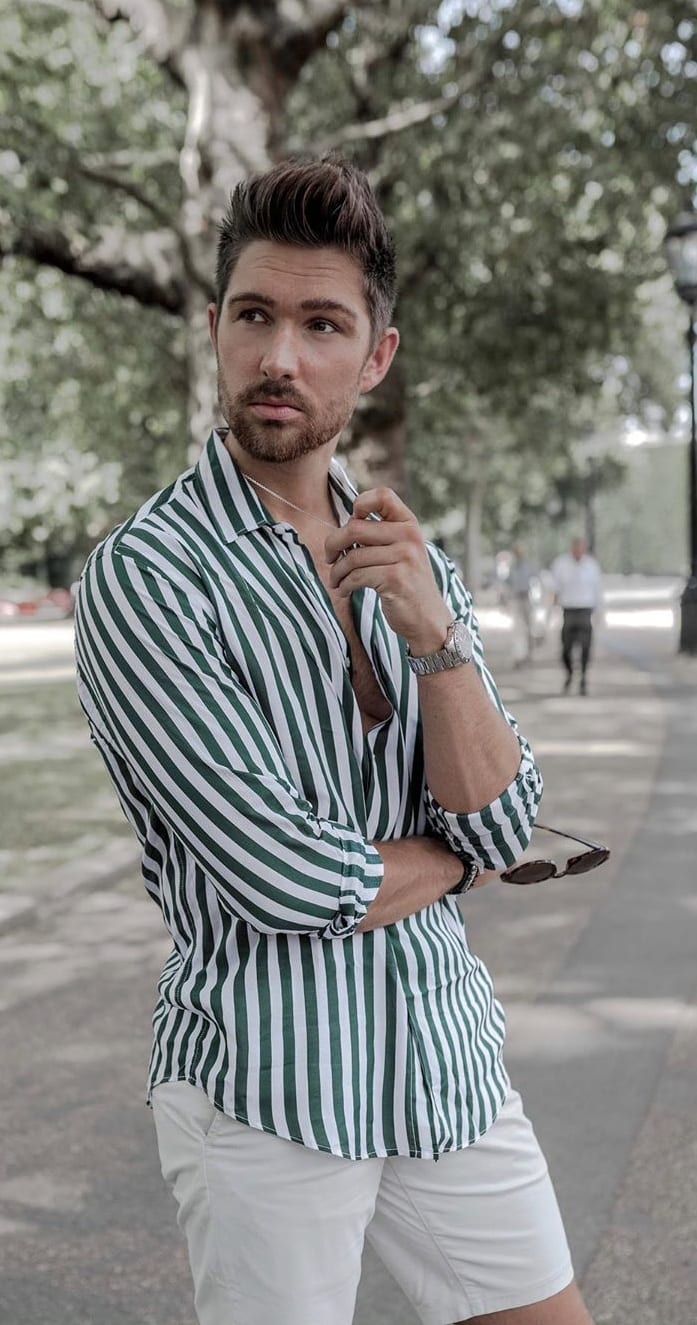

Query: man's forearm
[356,837,497,933]
[356,837,460,932]
[416,662,521,812]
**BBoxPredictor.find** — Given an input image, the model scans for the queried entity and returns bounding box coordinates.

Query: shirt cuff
[424,746,543,873]
[318,828,385,940]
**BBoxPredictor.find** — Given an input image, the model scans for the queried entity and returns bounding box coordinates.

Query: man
[74,159,592,1325]
[551,537,603,696]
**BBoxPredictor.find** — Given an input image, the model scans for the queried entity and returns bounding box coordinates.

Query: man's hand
[326,487,523,819]
[324,487,452,655]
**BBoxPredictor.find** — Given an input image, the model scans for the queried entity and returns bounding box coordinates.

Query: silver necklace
[246,475,340,532]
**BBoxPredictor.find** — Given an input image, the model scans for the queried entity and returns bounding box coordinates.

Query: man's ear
[359,327,400,394]
[207,303,218,349]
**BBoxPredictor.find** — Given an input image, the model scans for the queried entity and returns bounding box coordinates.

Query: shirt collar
[194,428,357,545]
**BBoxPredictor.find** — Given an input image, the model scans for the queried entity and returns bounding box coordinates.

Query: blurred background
[1,4,697,1324]
[0,0,695,595]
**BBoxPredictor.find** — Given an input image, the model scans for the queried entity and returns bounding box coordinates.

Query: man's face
[208,241,398,465]
[571,539,586,560]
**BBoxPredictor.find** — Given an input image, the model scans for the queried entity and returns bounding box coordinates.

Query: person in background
[551,537,603,696]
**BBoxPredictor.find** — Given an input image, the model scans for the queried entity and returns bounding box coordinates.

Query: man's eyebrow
[300,299,357,324]
[226,291,274,308]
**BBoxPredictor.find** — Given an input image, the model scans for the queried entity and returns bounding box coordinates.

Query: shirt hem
[146,1070,508,1162]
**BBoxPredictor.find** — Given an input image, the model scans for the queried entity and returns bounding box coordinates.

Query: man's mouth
[248,400,304,421]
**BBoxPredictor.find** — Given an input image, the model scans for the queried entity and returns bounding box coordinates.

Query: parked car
[0,586,74,620]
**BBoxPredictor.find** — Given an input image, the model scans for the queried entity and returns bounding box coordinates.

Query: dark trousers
[561,608,593,677]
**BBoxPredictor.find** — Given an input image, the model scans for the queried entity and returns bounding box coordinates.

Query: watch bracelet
[407,649,470,675]
[406,617,473,674]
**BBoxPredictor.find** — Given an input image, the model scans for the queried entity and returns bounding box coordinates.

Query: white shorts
[152,1081,573,1325]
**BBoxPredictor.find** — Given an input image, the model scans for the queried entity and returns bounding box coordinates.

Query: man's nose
[259,324,300,380]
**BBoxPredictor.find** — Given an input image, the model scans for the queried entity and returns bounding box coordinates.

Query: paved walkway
[1,614,695,1323]
[469,630,697,1325]
[357,622,695,1324]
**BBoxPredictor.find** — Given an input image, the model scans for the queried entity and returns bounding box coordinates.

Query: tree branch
[318,81,469,150]
[91,0,187,84]
[322,14,513,156]
[77,164,173,231]
[270,0,376,82]
[82,148,176,170]
[93,0,177,48]
[76,164,213,297]
[1,222,187,314]
[27,0,90,16]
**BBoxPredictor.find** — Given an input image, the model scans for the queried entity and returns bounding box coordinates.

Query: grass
[0,673,132,896]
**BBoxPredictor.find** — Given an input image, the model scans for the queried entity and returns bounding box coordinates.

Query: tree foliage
[292,0,695,539]
[1,0,695,580]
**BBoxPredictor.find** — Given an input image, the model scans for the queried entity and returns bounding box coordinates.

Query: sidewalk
[479,611,666,894]
[0,619,140,936]
[462,618,697,1325]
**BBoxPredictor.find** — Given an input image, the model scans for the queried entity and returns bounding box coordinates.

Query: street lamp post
[665,212,697,654]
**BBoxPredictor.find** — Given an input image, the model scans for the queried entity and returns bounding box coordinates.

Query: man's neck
[221,428,341,531]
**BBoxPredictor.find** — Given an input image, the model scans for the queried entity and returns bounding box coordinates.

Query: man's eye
[310,319,338,334]
[238,309,266,323]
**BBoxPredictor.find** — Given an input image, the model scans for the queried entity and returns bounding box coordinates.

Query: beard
[216,364,361,464]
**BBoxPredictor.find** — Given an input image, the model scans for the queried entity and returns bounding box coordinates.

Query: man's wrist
[404,609,453,658]
[448,857,479,895]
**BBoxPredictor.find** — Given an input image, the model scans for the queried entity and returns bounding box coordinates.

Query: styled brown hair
[215,157,397,340]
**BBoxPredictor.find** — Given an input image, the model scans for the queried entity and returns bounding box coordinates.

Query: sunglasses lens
[566,849,610,875]
[504,861,555,885]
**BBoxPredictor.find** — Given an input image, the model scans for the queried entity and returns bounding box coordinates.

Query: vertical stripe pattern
[74,431,542,1159]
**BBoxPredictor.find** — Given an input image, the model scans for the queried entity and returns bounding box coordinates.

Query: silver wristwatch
[406,617,474,675]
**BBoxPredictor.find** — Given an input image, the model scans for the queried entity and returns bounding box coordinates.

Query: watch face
[451,619,473,658]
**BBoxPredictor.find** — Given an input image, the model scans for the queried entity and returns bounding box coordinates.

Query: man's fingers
[352,486,417,523]
[333,564,407,599]
[325,487,420,563]
[325,516,412,564]
[329,543,403,589]
[325,523,405,560]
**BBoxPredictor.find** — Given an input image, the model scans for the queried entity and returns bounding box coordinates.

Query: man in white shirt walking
[551,538,603,696]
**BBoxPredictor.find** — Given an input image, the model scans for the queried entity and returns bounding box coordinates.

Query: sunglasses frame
[499,822,610,886]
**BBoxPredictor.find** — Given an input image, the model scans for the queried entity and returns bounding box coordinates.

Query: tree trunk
[463,477,483,594]
[9,2,416,492]
[177,15,278,458]
[128,0,410,483]
[345,363,408,498]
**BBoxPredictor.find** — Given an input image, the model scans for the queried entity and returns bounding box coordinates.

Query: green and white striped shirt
[75,430,542,1160]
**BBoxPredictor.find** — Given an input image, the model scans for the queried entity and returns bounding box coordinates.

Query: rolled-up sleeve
[422,549,543,872]
[74,547,383,938]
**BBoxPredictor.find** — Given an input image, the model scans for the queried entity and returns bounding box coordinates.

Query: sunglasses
[499,823,610,885]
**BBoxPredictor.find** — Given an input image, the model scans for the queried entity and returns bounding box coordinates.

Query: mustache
[237,382,310,412]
